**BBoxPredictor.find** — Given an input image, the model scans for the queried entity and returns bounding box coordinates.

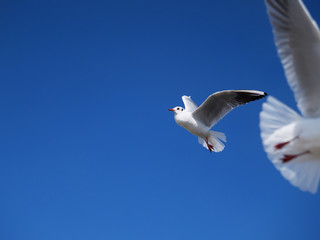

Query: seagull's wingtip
[182,95,192,99]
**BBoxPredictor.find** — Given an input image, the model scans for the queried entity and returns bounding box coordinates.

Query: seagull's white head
[168,106,185,115]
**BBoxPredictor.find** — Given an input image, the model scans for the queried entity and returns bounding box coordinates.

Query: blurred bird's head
[168,106,184,115]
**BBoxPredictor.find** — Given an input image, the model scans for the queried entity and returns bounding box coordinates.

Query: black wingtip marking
[234,91,268,105]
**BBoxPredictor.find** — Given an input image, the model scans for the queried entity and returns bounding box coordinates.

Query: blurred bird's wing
[193,90,267,128]
[266,0,320,117]
[182,95,198,112]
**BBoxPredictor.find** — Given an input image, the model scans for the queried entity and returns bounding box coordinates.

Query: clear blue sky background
[1,0,320,239]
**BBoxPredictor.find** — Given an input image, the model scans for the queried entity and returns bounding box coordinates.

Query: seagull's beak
[168,108,174,112]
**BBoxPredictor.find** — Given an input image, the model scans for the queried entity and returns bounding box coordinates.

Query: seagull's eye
[181,109,184,111]
[177,108,180,110]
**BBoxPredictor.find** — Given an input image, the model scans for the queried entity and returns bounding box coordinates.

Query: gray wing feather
[266,0,320,117]
[193,90,267,128]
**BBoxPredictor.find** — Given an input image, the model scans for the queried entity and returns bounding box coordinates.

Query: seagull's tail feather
[260,96,320,193]
[284,159,320,194]
[260,96,301,142]
[198,131,226,152]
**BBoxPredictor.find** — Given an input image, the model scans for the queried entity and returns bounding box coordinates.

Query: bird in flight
[169,90,267,152]
[260,0,320,193]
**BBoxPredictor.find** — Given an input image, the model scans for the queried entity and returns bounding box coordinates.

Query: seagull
[260,0,320,193]
[169,90,267,152]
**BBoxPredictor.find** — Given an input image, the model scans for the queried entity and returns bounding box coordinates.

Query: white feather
[260,96,320,193]
[198,131,226,153]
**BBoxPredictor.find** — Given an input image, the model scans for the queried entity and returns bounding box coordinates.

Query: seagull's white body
[260,0,320,193]
[175,111,207,137]
[170,90,266,152]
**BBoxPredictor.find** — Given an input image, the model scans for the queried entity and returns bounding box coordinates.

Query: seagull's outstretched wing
[266,0,320,117]
[182,95,198,112]
[193,90,267,128]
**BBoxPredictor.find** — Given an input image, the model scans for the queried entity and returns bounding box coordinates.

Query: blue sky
[1,0,320,239]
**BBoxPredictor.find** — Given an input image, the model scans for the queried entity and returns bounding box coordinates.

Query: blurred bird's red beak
[168,108,174,112]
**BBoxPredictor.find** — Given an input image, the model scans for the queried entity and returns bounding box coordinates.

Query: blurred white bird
[260,0,320,193]
[169,90,267,152]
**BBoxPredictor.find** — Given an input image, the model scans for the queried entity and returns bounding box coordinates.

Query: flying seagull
[169,90,267,152]
[260,0,320,193]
